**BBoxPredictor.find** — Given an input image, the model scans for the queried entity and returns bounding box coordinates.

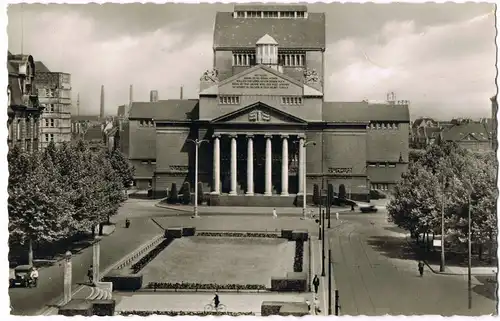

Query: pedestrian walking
[30,267,39,287]
[351,204,355,211]
[87,265,94,284]
[310,209,314,219]
[305,299,311,313]
[272,208,277,219]
[335,212,339,220]
[418,261,425,277]
[313,274,320,294]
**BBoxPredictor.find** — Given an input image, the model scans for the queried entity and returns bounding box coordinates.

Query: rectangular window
[141,161,148,165]
[388,163,396,168]
[219,96,240,105]
[50,134,54,142]
[50,119,55,127]
[139,120,144,126]
[45,119,49,127]
[368,163,376,168]
[378,163,386,168]
[151,161,157,165]
[232,53,256,66]
[281,96,303,105]
[278,53,305,66]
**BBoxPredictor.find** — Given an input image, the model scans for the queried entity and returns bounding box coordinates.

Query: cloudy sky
[7,3,497,120]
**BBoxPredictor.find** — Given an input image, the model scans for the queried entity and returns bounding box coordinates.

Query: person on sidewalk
[313,274,320,294]
[87,265,94,284]
[336,212,339,220]
[272,208,277,219]
[305,299,311,313]
[418,261,425,277]
[30,267,39,287]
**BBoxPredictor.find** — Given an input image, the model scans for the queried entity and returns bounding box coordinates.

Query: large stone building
[34,61,72,148]
[126,5,410,204]
[7,51,43,152]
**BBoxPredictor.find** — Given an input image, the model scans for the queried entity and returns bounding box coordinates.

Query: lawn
[141,236,295,287]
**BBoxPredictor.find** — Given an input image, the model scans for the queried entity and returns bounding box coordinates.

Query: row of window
[44,119,55,128]
[8,119,39,140]
[139,120,155,127]
[44,134,54,142]
[218,96,303,106]
[141,160,157,165]
[234,11,306,19]
[367,163,397,168]
[219,96,240,105]
[281,97,303,105]
[232,53,306,67]
[368,123,399,130]
[371,183,389,191]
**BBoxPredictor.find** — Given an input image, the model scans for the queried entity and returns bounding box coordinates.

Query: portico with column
[210,131,306,196]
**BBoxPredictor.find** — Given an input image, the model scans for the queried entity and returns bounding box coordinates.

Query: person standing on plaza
[87,265,94,283]
[272,208,277,219]
[336,212,339,220]
[313,274,320,294]
[418,261,425,277]
[314,295,321,314]
[30,267,39,287]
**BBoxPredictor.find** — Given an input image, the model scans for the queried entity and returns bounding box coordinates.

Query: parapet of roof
[128,99,199,121]
[323,101,410,123]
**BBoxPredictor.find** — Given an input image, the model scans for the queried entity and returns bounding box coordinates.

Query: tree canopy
[8,140,130,262]
[387,142,498,249]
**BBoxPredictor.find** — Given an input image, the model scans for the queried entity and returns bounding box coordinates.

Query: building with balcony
[127,5,410,203]
[7,51,43,152]
[34,62,72,148]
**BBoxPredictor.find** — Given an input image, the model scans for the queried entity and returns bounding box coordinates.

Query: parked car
[10,265,34,288]
[360,205,378,213]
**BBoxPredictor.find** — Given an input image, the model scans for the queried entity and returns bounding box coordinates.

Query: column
[29,116,34,153]
[281,135,289,196]
[264,134,272,196]
[229,134,237,195]
[298,135,305,194]
[20,117,26,151]
[212,134,220,194]
[246,135,254,195]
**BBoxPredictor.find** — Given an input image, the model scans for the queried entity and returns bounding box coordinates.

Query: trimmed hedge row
[130,238,173,274]
[293,240,304,272]
[270,272,307,292]
[102,273,143,291]
[146,282,266,291]
[58,299,115,316]
[197,232,278,238]
[119,311,255,316]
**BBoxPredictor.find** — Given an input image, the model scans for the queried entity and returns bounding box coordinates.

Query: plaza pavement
[327,211,497,316]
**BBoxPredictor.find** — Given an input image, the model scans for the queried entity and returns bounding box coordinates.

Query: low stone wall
[58,299,115,316]
[261,301,309,316]
[216,195,297,207]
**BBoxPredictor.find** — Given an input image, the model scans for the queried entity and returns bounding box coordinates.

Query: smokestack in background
[100,85,105,119]
[129,84,133,106]
[150,90,159,102]
[180,86,183,100]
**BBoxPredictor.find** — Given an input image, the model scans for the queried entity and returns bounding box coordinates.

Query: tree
[312,184,319,205]
[8,150,73,265]
[338,184,346,200]
[106,149,135,189]
[169,183,178,204]
[182,182,191,205]
[197,182,204,205]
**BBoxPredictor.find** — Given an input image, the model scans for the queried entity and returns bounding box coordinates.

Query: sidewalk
[156,203,348,216]
[405,235,497,276]
[310,236,329,316]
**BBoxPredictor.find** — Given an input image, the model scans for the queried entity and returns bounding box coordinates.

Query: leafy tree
[106,149,135,189]
[8,151,73,265]
[182,182,191,205]
[338,184,346,200]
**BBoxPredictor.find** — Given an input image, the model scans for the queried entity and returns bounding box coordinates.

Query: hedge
[280,229,293,240]
[197,182,204,205]
[168,183,178,204]
[101,273,143,291]
[293,240,304,272]
[120,311,255,316]
[181,227,196,237]
[164,228,183,239]
[291,230,309,241]
[182,182,191,205]
[197,232,278,238]
[146,282,266,291]
[130,238,173,274]
[270,272,307,292]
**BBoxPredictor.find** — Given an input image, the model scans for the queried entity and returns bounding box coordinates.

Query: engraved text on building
[232,73,290,90]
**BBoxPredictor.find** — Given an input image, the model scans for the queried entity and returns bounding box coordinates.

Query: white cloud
[326,12,496,119]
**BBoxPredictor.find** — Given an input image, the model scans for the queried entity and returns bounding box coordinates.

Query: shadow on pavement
[366,235,418,261]
[473,275,498,301]
[383,226,407,234]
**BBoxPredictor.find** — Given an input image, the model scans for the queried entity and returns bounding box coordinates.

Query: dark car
[10,265,33,288]
[360,205,378,213]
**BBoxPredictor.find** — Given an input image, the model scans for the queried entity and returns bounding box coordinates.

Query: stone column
[281,135,289,196]
[246,135,254,195]
[20,117,26,151]
[229,134,237,195]
[212,134,220,194]
[264,134,273,196]
[298,135,305,194]
[29,116,34,153]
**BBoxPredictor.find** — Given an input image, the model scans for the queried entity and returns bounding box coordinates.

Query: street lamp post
[440,175,446,272]
[301,140,316,219]
[187,139,209,218]
[468,192,472,309]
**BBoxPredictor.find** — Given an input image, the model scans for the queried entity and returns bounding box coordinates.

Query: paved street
[9,199,170,315]
[327,210,497,316]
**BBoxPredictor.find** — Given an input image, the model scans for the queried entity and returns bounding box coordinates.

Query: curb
[404,235,497,277]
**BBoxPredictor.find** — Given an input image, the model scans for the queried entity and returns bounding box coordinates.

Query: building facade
[34,62,72,148]
[127,5,410,203]
[7,52,43,152]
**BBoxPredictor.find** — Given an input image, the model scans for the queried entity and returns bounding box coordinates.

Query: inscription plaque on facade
[248,110,270,122]
[232,73,290,90]
[328,167,353,174]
